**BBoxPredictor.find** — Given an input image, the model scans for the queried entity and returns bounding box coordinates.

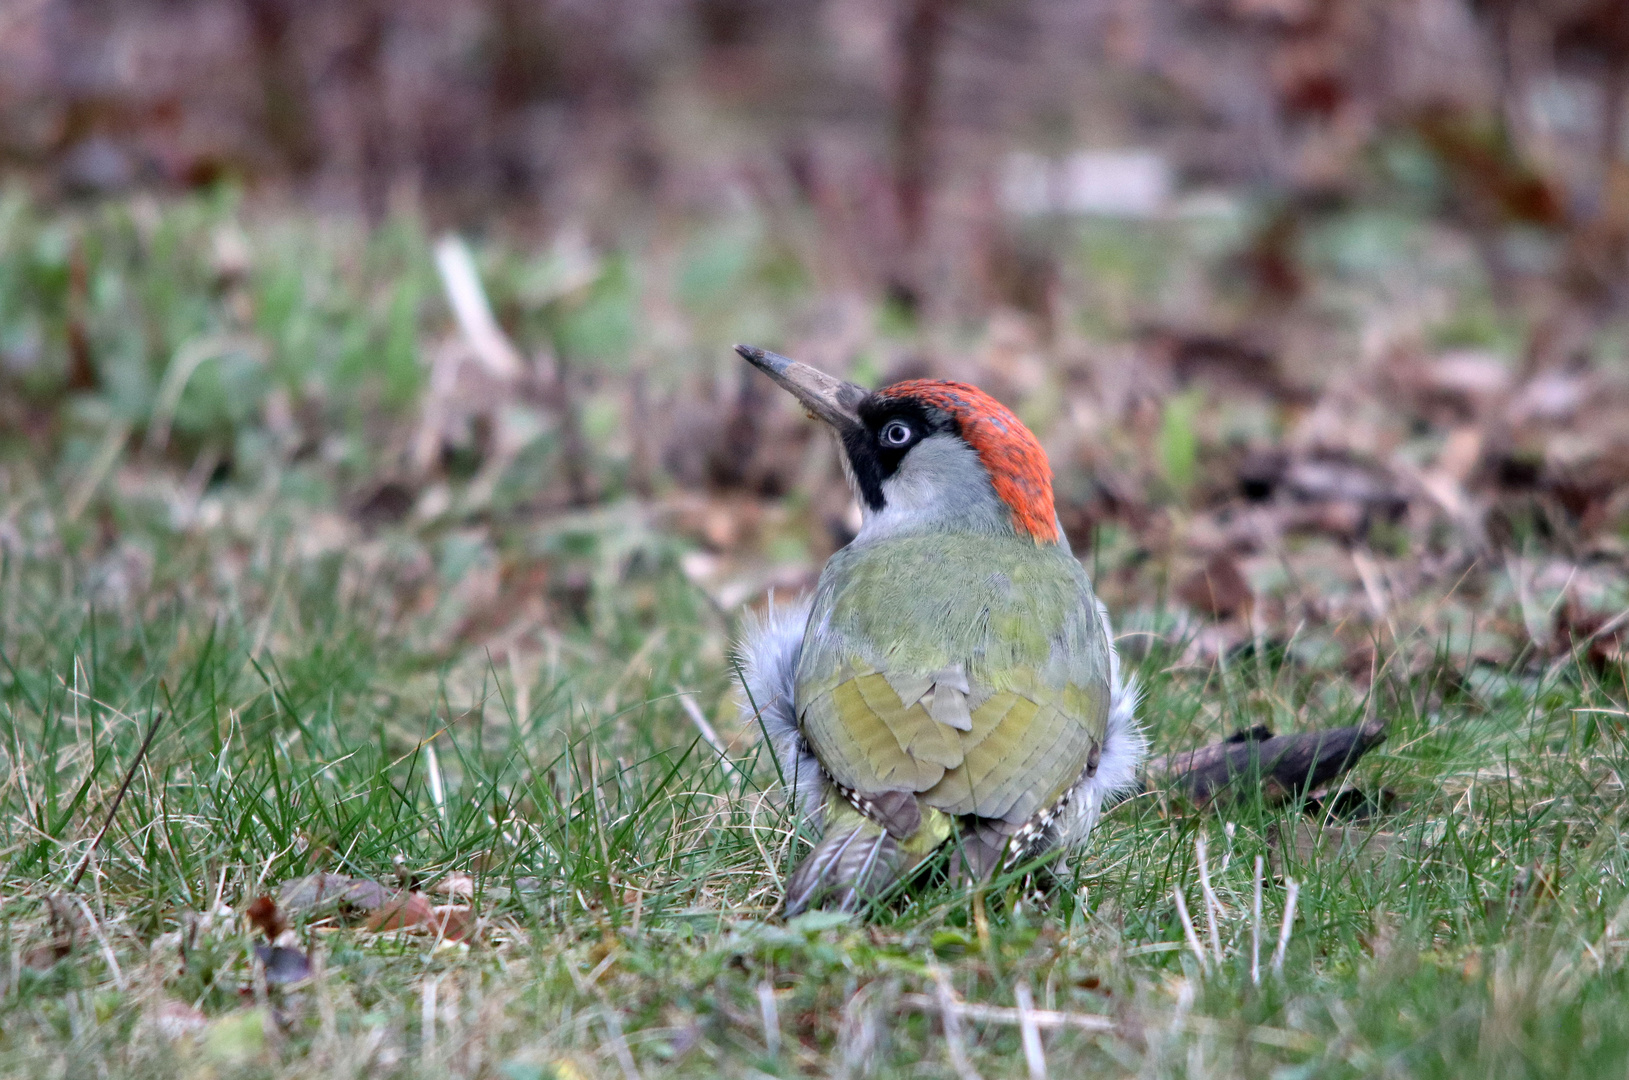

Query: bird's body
[732,349,1144,914]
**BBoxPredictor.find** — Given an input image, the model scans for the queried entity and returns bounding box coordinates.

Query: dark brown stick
[1147,717,1387,809]
[67,711,165,890]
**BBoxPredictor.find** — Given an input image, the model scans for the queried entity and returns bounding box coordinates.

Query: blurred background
[2,0,1628,693]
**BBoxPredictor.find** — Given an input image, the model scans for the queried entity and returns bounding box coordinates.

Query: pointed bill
[735,345,867,429]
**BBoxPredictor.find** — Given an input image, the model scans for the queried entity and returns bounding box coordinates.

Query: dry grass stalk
[1273,878,1301,977]
[1252,855,1265,985]
[1196,835,1225,964]
[1173,886,1208,972]
[930,964,985,1080]
[1014,982,1048,1080]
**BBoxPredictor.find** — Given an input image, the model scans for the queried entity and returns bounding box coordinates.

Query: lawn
[2,189,1628,1079]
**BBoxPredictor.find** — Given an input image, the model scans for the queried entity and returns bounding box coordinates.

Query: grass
[1,188,1629,1078]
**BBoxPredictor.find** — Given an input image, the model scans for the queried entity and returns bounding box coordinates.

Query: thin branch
[68,711,165,891]
[433,234,524,379]
[902,994,1115,1034]
[897,993,1315,1050]
[678,689,741,779]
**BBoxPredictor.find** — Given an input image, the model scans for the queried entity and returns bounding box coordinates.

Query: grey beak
[735,345,867,428]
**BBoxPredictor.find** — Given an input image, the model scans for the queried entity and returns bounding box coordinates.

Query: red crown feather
[873,380,1059,544]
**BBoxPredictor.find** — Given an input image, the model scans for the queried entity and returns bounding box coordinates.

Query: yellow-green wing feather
[796,534,1112,833]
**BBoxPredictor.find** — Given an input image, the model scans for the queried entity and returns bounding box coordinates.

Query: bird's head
[736,345,1060,545]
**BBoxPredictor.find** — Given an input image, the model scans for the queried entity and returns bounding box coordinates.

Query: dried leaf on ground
[278,872,391,915]
[363,891,478,942]
[244,895,287,940]
[1176,553,1253,620]
[253,944,312,985]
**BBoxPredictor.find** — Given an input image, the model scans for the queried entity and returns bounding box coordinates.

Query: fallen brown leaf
[432,872,475,901]
[364,891,433,933]
[277,872,390,915]
[430,904,477,942]
[362,891,477,942]
[244,895,286,940]
[1176,553,1253,620]
[253,944,312,985]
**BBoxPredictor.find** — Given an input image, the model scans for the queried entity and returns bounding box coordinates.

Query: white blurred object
[1001,149,1172,218]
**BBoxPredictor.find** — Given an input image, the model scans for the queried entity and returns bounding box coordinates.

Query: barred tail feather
[782,821,904,917]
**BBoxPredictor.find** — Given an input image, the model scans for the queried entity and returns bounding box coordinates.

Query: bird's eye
[879,420,913,447]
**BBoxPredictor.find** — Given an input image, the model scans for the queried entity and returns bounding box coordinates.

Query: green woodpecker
[733,345,1144,915]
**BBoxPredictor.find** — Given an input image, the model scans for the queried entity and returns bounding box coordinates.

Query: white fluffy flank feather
[1055,598,1148,848]
[733,593,825,820]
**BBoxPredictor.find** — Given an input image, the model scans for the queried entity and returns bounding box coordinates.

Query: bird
[731,345,1145,916]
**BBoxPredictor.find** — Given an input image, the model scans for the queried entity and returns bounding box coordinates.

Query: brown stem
[68,711,166,891]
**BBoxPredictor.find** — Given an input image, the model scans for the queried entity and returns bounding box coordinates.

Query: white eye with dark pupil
[880,420,913,447]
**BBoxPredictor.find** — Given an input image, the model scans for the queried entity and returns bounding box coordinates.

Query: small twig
[1173,887,1208,972]
[68,711,166,891]
[1014,983,1048,1080]
[1195,836,1224,964]
[1251,856,1264,986]
[931,965,984,1080]
[757,980,782,1057]
[1272,878,1300,977]
[65,420,133,523]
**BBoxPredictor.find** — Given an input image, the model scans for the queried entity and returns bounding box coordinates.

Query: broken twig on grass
[1148,717,1387,808]
[897,993,1316,1051]
[1195,835,1224,964]
[68,710,166,890]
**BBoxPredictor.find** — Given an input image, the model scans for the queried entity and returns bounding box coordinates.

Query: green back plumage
[795,533,1111,829]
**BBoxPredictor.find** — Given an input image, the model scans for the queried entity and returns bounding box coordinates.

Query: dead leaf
[1176,553,1253,620]
[430,905,477,942]
[432,872,475,901]
[25,894,81,969]
[365,891,433,933]
[363,891,476,941]
[252,944,312,985]
[1149,717,1388,808]
[277,872,390,915]
[244,895,286,940]
[22,943,71,971]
